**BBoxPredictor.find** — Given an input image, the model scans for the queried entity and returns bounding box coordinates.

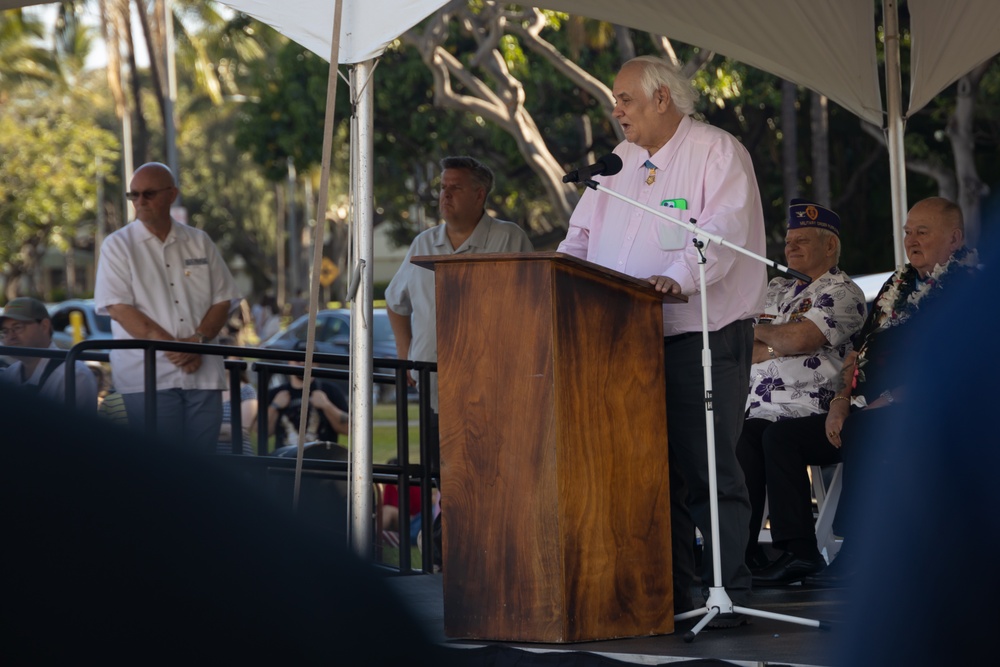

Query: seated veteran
[752,196,978,587]
[736,199,866,570]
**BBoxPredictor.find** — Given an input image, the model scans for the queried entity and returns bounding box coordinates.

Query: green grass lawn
[371,402,421,465]
[376,545,424,569]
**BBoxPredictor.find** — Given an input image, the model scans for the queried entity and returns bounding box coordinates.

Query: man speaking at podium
[558,56,766,626]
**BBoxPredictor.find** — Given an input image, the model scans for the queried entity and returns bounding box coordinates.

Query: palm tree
[0,9,60,103]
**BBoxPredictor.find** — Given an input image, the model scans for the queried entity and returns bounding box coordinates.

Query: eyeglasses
[0,320,39,339]
[125,186,173,202]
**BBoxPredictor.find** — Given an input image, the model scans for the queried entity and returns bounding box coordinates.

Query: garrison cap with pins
[787,198,840,236]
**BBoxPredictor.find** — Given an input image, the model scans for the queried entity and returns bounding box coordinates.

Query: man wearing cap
[94,162,241,452]
[0,297,99,410]
[735,199,866,576]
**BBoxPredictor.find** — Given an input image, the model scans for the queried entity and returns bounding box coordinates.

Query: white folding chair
[812,463,843,562]
[757,463,844,563]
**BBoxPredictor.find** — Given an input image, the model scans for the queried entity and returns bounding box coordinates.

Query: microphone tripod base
[673,586,829,642]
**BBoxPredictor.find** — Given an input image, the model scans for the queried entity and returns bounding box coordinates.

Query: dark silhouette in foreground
[1,388,454,665]
[836,221,999,665]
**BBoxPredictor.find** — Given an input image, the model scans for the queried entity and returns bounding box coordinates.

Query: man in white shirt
[94,162,241,452]
[0,296,98,410]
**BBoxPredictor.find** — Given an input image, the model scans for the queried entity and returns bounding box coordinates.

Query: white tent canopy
[908,0,1000,115]
[210,0,1000,127]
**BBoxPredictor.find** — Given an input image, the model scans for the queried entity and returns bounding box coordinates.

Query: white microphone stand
[584,178,830,642]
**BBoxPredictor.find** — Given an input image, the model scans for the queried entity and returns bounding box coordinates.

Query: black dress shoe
[746,544,772,572]
[803,550,855,587]
[752,551,826,586]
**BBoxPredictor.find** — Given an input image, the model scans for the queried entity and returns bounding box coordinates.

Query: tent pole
[884,0,907,269]
[291,0,344,516]
[349,60,376,560]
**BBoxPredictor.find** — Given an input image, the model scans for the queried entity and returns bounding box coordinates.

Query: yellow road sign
[320,257,340,286]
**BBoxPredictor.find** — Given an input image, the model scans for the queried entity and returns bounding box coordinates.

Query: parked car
[260,308,409,402]
[47,299,114,350]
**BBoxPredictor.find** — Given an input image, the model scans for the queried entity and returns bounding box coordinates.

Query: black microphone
[562,154,624,183]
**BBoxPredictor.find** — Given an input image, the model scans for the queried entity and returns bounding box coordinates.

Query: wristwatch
[196,333,210,344]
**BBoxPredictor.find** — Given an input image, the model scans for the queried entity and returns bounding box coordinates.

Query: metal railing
[3,338,440,573]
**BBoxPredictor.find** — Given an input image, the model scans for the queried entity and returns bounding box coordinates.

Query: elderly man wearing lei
[752,197,979,588]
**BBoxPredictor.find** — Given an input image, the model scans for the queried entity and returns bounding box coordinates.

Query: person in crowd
[385,156,533,436]
[736,200,866,569]
[253,294,282,341]
[217,298,252,345]
[94,162,242,452]
[0,296,98,410]
[98,387,129,426]
[217,336,258,455]
[380,456,441,547]
[753,196,977,587]
[557,55,767,626]
[267,346,350,449]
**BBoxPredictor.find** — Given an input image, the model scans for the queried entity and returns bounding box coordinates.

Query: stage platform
[384,573,845,666]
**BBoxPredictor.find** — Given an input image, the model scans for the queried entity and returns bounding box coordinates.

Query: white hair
[816,228,842,265]
[625,56,699,116]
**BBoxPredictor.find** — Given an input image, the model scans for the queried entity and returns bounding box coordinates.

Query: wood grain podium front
[412,252,685,643]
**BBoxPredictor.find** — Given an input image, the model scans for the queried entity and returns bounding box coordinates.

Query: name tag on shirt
[185,258,209,266]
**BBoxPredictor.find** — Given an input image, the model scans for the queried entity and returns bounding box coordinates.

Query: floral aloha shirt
[746,266,867,421]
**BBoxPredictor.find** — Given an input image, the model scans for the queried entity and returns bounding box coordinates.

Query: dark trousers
[122,388,223,454]
[761,412,842,553]
[735,417,776,554]
[664,320,754,608]
[834,404,897,542]
[762,405,897,554]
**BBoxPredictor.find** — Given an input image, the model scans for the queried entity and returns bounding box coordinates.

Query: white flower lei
[872,247,979,330]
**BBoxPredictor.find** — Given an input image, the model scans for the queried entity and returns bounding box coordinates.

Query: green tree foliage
[169,11,287,295]
[180,102,279,296]
[0,9,60,102]
[0,90,119,295]
[234,40,337,181]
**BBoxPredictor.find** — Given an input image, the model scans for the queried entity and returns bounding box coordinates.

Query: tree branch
[506,15,614,111]
[860,121,956,198]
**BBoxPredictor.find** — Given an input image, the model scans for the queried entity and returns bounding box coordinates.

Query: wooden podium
[412,252,685,643]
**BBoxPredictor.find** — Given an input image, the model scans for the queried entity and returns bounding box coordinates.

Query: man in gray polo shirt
[386,156,533,418]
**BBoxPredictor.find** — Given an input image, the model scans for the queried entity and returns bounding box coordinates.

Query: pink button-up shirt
[558,115,767,336]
